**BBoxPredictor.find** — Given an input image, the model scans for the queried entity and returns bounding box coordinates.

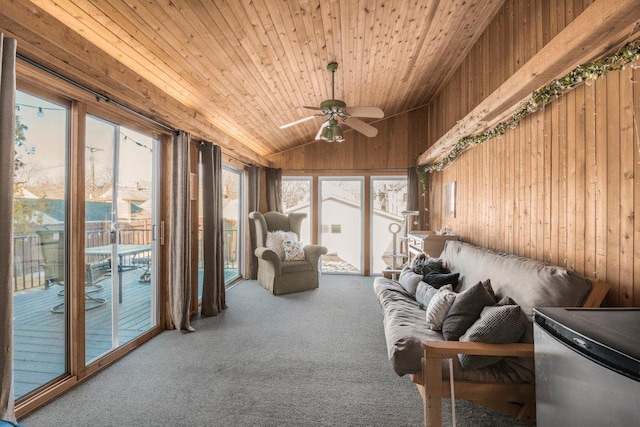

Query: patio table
[85,244,151,303]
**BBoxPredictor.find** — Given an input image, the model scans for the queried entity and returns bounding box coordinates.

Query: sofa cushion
[374,277,443,375]
[415,282,453,309]
[398,265,423,296]
[458,303,525,370]
[441,240,592,341]
[442,280,496,341]
[425,287,457,330]
[281,260,312,274]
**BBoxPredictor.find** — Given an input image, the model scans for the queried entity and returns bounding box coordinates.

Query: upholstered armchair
[249,211,327,295]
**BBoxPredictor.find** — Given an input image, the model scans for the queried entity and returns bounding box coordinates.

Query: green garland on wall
[417,39,640,190]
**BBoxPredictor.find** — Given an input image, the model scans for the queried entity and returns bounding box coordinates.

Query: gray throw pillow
[416,282,453,309]
[442,280,495,341]
[423,272,460,289]
[458,304,525,370]
[398,266,423,296]
[425,287,457,331]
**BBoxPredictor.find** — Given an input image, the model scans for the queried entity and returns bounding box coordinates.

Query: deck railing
[14,226,239,292]
[197,227,239,270]
[12,227,152,293]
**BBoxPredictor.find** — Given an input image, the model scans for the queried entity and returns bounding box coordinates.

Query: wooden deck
[13,267,154,399]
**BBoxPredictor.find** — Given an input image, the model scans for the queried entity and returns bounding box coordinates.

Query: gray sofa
[374,240,608,425]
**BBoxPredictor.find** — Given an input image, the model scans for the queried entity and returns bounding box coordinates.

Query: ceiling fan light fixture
[320,125,331,141]
[320,118,344,143]
[333,124,344,142]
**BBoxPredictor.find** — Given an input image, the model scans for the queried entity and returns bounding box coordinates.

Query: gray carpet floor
[22,275,527,426]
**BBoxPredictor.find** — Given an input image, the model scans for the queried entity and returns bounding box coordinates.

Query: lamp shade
[333,125,344,142]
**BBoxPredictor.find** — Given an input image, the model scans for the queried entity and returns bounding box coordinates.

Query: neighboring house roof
[13,188,39,199]
[99,186,151,203]
[15,198,143,223]
[285,195,403,222]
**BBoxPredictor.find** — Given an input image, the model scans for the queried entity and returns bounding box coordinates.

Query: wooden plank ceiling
[3,0,505,162]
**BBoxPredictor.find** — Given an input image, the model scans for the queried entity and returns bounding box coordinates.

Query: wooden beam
[418,0,640,166]
[0,1,271,167]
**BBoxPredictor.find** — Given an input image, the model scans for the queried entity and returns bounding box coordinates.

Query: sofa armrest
[422,340,534,357]
[303,244,328,272]
[421,340,534,426]
[254,247,282,274]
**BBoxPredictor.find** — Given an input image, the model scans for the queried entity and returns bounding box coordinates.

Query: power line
[121,133,152,152]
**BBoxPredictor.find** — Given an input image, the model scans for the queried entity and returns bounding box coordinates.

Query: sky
[16,90,154,190]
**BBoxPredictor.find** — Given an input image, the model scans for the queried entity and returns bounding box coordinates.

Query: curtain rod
[17,53,174,132]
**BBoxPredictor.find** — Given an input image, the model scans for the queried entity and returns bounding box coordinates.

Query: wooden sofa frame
[407,278,609,426]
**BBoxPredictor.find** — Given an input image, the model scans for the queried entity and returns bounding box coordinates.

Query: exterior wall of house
[320,198,363,272]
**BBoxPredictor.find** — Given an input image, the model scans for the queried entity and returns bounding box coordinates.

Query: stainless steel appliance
[534,307,640,426]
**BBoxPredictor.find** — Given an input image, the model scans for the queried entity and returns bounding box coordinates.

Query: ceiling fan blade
[303,105,323,110]
[279,114,321,129]
[344,117,378,138]
[315,120,329,140]
[345,106,384,119]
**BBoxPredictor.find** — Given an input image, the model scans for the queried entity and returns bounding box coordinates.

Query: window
[282,177,312,245]
[319,177,363,274]
[198,163,244,298]
[371,177,408,274]
[222,165,243,284]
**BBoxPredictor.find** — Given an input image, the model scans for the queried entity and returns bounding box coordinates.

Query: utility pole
[86,146,103,201]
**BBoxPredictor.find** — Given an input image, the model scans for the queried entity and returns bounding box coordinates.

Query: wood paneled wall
[426,0,639,307]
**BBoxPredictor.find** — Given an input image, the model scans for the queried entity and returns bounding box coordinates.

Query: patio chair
[37,230,107,313]
[131,253,151,282]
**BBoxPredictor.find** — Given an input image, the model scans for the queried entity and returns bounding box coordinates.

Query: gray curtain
[247,165,260,279]
[0,33,17,423]
[265,167,283,213]
[407,166,419,211]
[169,131,195,332]
[199,142,227,317]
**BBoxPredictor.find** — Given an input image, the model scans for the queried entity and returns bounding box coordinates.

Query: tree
[13,114,48,235]
[282,180,310,210]
[14,113,29,175]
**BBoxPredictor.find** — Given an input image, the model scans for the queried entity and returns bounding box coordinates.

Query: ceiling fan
[279,62,384,142]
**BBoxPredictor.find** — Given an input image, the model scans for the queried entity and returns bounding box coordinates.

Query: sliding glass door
[84,115,158,363]
[12,90,69,398]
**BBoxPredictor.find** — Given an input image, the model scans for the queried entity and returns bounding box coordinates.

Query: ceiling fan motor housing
[320,99,347,113]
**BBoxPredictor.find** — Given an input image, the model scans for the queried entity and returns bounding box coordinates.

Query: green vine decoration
[417,39,640,189]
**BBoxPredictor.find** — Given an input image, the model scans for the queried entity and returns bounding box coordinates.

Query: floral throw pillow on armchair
[266,230,298,260]
[283,239,306,261]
